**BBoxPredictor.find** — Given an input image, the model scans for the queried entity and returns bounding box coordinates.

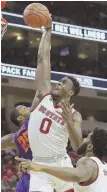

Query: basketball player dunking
[2,16,82,192]
[23,17,82,192]
[16,127,107,192]
[1,13,82,191]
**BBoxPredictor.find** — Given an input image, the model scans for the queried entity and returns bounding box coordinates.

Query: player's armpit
[1,134,17,150]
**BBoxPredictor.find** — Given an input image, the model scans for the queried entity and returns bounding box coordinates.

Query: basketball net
[1,17,8,39]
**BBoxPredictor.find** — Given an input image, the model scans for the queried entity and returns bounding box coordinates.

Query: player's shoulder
[76,157,97,170]
[43,93,52,100]
[38,92,52,103]
[36,93,52,107]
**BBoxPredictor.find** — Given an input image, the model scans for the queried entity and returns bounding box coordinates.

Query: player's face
[16,105,30,118]
[77,133,93,156]
[52,77,74,98]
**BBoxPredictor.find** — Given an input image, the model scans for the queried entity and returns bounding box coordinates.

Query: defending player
[26,16,82,192]
[1,107,32,192]
[16,127,107,192]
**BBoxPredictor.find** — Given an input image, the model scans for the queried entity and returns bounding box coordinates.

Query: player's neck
[20,118,27,125]
[53,96,69,107]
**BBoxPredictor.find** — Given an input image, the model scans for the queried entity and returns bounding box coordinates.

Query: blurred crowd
[1,149,20,192]
[1,112,18,192]
[1,45,107,79]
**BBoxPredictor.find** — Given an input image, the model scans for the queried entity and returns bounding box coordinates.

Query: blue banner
[2,11,107,43]
[1,63,107,91]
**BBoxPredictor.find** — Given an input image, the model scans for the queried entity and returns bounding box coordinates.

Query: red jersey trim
[79,159,99,186]
[30,93,74,112]
[65,189,74,192]
[30,93,51,113]
[53,104,61,109]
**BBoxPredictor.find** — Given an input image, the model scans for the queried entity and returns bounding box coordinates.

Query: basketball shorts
[16,173,30,192]
[29,154,73,192]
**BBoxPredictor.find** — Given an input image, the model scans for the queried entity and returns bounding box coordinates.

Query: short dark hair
[91,127,107,159]
[10,108,20,126]
[68,76,80,96]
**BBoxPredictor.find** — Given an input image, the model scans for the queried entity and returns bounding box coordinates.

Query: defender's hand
[15,157,42,172]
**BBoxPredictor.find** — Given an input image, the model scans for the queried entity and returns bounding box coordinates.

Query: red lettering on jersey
[53,115,58,121]
[49,112,55,119]
[39,105,47,113]
[57,116,61,123]
[45,110,51,116]
[39,105,66,127]
[40,118,52,134]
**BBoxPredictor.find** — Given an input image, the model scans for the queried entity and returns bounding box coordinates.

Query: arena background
[1,1,107,191]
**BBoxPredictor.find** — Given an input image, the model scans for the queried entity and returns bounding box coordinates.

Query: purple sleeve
[13,132,17,144]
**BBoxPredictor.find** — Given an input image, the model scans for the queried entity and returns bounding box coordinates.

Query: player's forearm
[37,28,51,63]
[16,159,80,182]
[67,120,82,151]
[40,166,80,182]
[34,28,51,91]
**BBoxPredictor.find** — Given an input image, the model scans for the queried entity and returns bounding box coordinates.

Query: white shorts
[29,154,73,192]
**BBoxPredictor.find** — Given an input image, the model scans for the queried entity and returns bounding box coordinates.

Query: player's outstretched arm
[41,157,96,183]
[31,19,52,110]
[15,157,96,183]
[36,27,52,90]
[1,134,17,150]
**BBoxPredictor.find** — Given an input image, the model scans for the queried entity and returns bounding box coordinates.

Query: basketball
[1,1,6,9]
[23,3,50,28]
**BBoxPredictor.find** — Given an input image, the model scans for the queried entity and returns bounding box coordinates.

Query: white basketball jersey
[28,94,75,159]
[74,157,107,192]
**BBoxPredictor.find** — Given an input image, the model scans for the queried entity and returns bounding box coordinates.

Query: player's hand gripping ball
[1,1,6,9]
[23,3,50,28]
